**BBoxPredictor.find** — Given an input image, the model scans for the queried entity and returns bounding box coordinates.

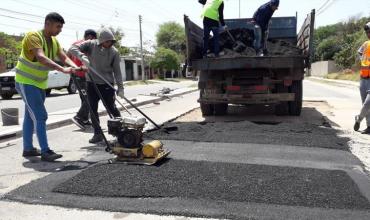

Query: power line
[316,0,331,13]
[317,0,338,16]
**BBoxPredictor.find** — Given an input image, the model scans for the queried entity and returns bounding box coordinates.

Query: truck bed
[184,11,315,71]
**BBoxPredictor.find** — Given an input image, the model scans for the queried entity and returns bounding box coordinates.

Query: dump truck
[184,10,315,116]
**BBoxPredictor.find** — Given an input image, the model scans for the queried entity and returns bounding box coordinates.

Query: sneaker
[41,150,63,162]
[89,134,104,144]
[22,148,41,157]
[354,116,360,131]
[72,116,86,129]
[83,120,92,126]
[361,127,370,134]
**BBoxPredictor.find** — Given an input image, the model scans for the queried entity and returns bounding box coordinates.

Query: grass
[324,71,360,82]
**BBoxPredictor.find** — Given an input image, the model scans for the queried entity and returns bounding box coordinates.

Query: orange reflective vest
[361,41,370,78]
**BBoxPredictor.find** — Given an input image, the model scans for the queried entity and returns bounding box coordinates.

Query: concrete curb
[307,76,359,88]
[0,88,199,143]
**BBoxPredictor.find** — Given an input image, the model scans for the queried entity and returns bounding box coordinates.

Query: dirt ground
[150,101,350,150]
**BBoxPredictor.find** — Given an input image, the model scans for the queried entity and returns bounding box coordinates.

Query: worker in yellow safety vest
[354,22,370,134]
[15,12,79,162]
[200,0,226,57]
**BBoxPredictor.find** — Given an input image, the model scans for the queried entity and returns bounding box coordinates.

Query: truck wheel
[67,80,77,94]
[200,103,214,116]
[45,89,52,97]
[214,104,228,115]
[289,80,303,116]
[274,84,289,116]
[1,93,14,100]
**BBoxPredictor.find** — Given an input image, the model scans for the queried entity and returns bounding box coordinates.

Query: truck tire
[214,104,228,115]
[1,93,14,100]
[200,103,214,116]
[274,84,289,116]
[67,79,77,94]
[289,80,303,116]
[199,89,214,116]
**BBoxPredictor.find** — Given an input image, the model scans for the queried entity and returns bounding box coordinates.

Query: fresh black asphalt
[4,159,370,220]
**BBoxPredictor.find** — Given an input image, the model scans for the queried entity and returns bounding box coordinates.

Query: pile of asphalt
[53,159,370,210]
[208,28,302,57]
[149,120,349,150]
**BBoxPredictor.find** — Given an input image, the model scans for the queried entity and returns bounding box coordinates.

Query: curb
[307,76,359,88]
[0,88,199,143]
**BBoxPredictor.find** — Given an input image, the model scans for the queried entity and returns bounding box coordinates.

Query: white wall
[311,61,341,77]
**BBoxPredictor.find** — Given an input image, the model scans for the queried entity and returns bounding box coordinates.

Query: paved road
[0,80,196,123]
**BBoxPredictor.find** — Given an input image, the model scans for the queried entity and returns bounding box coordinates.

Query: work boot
[89,134,104,144]
[41,150,63,162]
[354,115,361,131]
[72,116,86,129]
[361,127,370,134]
[22,148,41,157]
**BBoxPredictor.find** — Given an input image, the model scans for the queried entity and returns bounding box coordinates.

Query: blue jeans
[15,82,50,153]
[358,78,370,126]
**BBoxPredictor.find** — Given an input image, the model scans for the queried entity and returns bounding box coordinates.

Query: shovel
[225,29,246,53]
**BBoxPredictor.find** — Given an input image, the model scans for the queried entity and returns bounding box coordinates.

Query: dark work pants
[75,76,89,121]
[87,82,121,135]
[203,17,220,56]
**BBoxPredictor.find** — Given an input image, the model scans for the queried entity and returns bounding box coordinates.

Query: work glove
[116,88,125,99]
[80,55,90,67]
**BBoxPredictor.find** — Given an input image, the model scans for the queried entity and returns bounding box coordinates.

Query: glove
[116,88,125,99]
[81,55,90,67]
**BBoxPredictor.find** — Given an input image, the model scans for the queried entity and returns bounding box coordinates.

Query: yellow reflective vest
[201,0,224,22]
[15,31,59,89]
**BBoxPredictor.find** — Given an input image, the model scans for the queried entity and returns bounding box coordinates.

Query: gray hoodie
[69,28,123,89]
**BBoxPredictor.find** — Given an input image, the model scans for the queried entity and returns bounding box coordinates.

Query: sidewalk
[0,86,198,143]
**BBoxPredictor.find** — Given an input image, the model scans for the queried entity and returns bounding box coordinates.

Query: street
[0,80,196,124]
[1,79,370,219]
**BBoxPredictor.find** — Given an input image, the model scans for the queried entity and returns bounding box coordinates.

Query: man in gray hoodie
[69,28,124,143]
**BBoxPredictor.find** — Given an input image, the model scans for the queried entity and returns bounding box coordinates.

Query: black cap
[84,29,97,39]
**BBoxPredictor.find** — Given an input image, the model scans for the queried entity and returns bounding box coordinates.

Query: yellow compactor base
[109,150,170,165]
[109,140,170,165]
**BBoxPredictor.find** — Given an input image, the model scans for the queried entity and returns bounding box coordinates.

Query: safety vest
[15,31,58,89]
[361,41,370,78]
[201,0,223,21]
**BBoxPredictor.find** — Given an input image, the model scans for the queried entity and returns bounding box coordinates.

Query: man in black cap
[68,29,97,129]
[252,0,279,56]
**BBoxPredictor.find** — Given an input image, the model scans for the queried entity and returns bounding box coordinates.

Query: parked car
[0,68,76,100]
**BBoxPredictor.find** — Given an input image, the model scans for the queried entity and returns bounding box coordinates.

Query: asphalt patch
[53,160,370,210]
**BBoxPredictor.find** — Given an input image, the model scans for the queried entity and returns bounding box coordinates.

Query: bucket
[1,108,19,126]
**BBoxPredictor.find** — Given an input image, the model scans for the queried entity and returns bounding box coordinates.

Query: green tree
[156,22,186,57]
[150,47,180,77]
[315,37,341,60]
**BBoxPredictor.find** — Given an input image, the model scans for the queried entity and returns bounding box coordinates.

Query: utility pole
[239,0,241,18]
[139,15,145,81]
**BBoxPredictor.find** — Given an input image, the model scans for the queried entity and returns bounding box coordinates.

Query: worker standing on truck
[251,0,279,56]
[15,12,78,162]
[354,22,370,134]
[69,28,124,144]
[68,29,97,130]
[200,0,226,58]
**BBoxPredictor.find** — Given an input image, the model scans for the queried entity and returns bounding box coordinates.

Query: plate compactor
[71,63,171,165]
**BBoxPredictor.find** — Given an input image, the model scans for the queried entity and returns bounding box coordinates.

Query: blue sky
[0,0,369,49]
